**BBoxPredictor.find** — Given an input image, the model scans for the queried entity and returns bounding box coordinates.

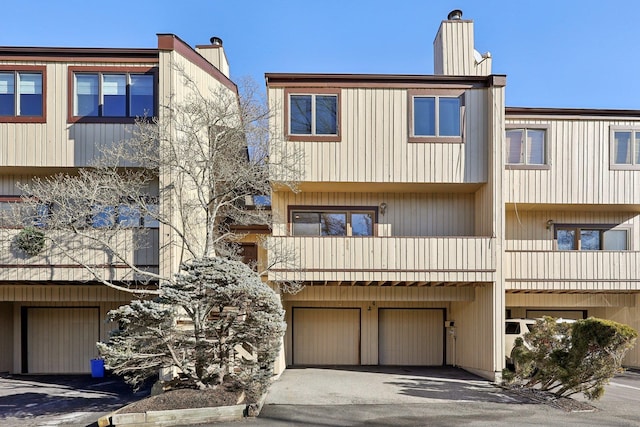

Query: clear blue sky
[2,1,638,109]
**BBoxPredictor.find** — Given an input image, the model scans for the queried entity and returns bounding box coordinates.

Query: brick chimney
[433,10,492,76]
[195,36,230,78]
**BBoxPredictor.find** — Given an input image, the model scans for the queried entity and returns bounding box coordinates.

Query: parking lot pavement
[219,366,640,427]
[0,374,149,427]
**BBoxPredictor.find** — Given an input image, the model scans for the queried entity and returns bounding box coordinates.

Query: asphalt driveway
[0,374,149,427]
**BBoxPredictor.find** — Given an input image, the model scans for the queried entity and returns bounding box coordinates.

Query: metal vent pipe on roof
[447,9,463,20]
[210,36,223,46]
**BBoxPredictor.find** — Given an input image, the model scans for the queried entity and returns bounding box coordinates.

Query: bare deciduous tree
[2,70,302,294]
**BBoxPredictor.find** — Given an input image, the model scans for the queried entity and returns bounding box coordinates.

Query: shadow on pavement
[0,374,151,420]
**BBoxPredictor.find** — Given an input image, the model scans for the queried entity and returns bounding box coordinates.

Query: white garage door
[27,307,100,374]
[293,308,360,365]
[379,308,444,366]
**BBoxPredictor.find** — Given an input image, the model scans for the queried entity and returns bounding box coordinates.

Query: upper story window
[69,67,156,123]
[505,125,549,168]
[290,207,376,236]
[408,89,464,143]
[555,224,629,250]
[610,127,640,170]
[0,67,45,123]
[285,89,340,142]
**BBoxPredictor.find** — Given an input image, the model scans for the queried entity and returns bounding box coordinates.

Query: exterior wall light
[546,220,554,230]
[379,203,387,215]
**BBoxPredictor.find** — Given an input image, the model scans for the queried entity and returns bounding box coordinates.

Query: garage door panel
[293,308,360,365]
[379,309,443,366]
[27,307,99,374]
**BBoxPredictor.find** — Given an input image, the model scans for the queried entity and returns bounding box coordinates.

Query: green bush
[15,226,46,256]
[505,316,637,400]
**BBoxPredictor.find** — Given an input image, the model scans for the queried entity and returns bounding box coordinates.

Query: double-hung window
[70,68,156,122]
[0,68,44,121]
[506,126,549,167]
[408,89,464,142]
[290,208,375,236]
[286,89,340,141]
[555,225,629,250]
[610,127,640,170]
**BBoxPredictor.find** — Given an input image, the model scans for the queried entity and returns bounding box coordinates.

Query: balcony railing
[268,236,495,284]
[505,250,640,291]
[0,228,159,282]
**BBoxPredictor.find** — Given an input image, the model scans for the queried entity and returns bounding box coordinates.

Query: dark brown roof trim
[0,46,158,60]
[157,33,237,93]
[506,106,640,118]
[266,73,506,88]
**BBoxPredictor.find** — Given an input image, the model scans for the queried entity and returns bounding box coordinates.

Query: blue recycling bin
[90,358,105,378]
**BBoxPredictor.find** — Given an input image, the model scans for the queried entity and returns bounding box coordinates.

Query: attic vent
[210,36,223,46]
[447,9,463,20]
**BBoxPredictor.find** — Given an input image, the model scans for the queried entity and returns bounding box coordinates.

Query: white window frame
[610,126,640,170]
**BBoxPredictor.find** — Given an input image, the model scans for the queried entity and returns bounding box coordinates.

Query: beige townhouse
[267,10,640,380]
[0,34,239,374]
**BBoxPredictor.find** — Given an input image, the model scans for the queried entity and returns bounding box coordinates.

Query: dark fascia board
[266,73,506,88]
[506,106,640,118]
[0,46,158,60]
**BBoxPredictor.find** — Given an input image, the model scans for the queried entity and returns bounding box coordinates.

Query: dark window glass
[439,97,460,136]
[320,213,346,236]
[75,74,99,116]
[0,73,15,116]
[557,229,576,250]
[102,74,126,117]
[414,97,436,136]
[580,230,601,251]
[315,95,337,135]
[292,212,320,235]
[290,95,312,134]
[351,212,373,236]
[130,74,154,117]
[505,322,521,334]
[18,73,42,116]
[614,131,632,164]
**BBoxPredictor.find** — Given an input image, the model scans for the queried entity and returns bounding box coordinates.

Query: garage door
[526,310,587,320]
[26,307,100,374]
[293,308,360,365]
[379,308,444,365]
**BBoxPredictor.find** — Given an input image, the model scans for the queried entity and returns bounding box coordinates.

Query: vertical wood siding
[271,191,476,237]
[268,236,495,283]
[0,60,153,167]
[269,87,488,184]
[505,118,640,205]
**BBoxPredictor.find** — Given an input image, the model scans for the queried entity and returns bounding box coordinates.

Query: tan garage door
[379,308,444,365]
[293,308,360,365]
[27,307,100,374]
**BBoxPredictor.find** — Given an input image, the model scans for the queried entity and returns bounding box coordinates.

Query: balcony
[268,236,495,285]
[505,250,640,292]
[0,228,159,282]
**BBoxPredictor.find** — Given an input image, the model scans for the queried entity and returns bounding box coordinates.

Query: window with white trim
[555,225,628,250]
[0,71,43,118]
[506,128,547,166]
